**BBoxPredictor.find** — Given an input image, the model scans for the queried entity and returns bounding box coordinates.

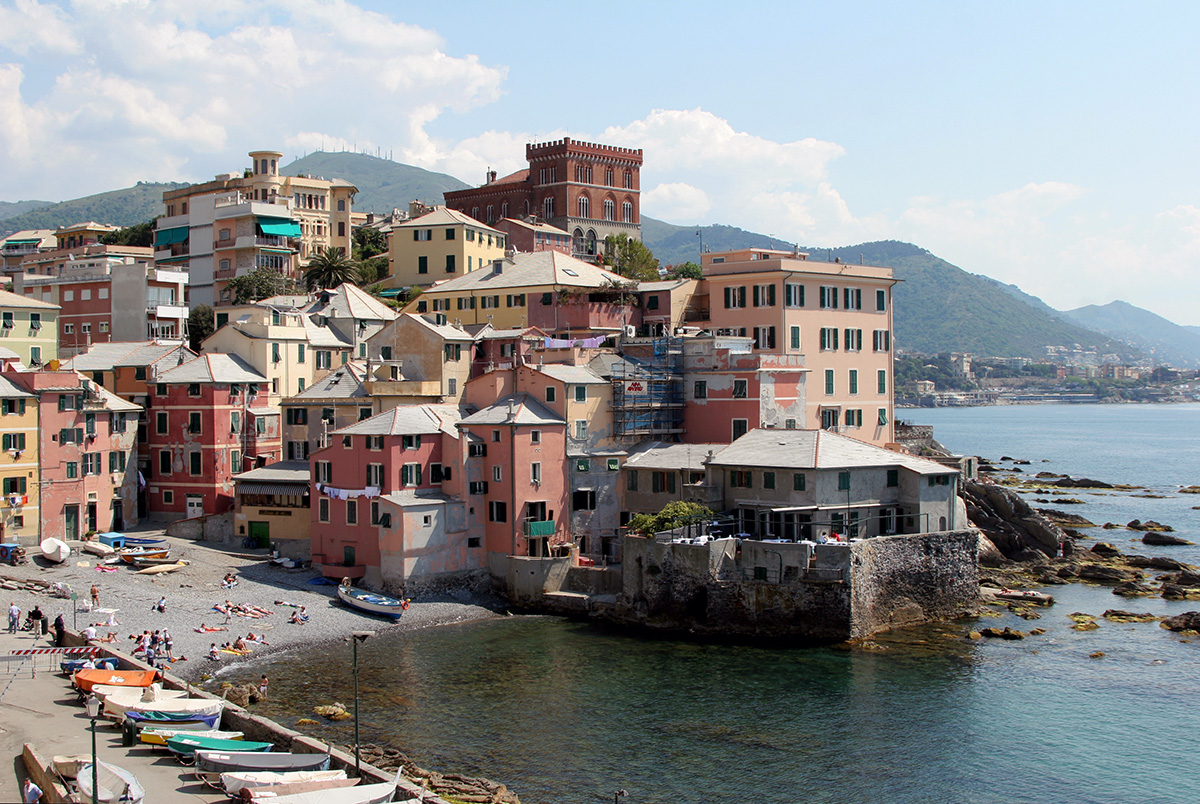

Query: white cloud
[642,182,711,222]
[0,0,82,56]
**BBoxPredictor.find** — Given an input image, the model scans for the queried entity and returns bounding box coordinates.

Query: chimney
[487,168,497,184]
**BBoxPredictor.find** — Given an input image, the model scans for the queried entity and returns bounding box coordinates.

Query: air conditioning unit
[624,325,636,338]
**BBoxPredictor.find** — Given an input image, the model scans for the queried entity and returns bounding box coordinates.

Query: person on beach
[90,584,99,608]
[222,573,238,589]
[96,632,118,644]
[53,613,65,647]
[247,632,269,645]
[289,606,308,624]
[163,628,174,662]
[258,674,268,699]
[153,596,166,613]
[233,635,248,651]
[208,643,220,661]
[144,643,157,669]
[81,624,97,641]
[8,601,19,633]
[222,600,233,624]
[22,776,42,803]
[28,605,43,637]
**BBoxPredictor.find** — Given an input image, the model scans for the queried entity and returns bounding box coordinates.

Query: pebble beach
[0,527,505,680]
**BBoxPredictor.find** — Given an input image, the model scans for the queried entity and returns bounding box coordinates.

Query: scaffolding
[611,337,685,437]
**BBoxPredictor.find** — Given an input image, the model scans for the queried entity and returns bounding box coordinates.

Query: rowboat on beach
[118,547,170,562]
[40,537,70,563]
[167,734,271,761]
[131,555,187,568]
[91,682,185,703]
[76,760,146,804]
[122,537,166,545]
[242,778,363,801]
[337,579,409,619]
[135,561,189,575]
[107,695,224,721]
[79,540,115,557]
[250,770,411,804]
[220,769,351,796]
[141,728,243,746]
[125,709,222,729]
[73,669,159,693]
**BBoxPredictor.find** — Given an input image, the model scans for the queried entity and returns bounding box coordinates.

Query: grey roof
[67,342,194,371]
[93,382,141,412]
[532,363,607,385]
[287,362,368,401]
[587,352,648,379]
[638,279,692,292]
[709,429,957,475]
[0,374,34,399]
[624,442,725,472]
[478,326,546,340]
[392,206,502,234]
[379,490,456,508]
[303,317,353,348]
[258,295,311,310]
[458,394,564,426]
[0,347,18,361]
[407,314,476,342]
[233,460,311,484]
[305,284,398,322]
[335,403,462,437]
[156,353,267,384]
[421,250,628,294]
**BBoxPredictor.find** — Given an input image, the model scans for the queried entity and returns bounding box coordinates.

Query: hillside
[0,200,53,223]
[0,182,182,236]
[1062,301,1200,368]
[642,217,780,265]
[283,152,469,214]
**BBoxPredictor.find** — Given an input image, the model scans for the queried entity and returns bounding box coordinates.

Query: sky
[2,0,1199,323]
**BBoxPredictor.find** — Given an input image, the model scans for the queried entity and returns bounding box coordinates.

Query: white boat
[244,778,363,801]
[141,727,243,746]
[222,769,349,795]
[103,694,223,721]
[337,580,409,619]
[261,780,410,804]
[80,540,115,557]
[40,537,70,563]
[77,761,146,804]
[95,683,189,717]
[51,754,92,779]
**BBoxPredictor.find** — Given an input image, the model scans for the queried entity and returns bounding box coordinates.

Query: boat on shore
[337,579,409,619]
[40,538,70,563]
[125,709,221,729]
[77,760,146,804]
[131,555,187,568]
[119,547,170,563]
[141,727,243,746]
[73,669,159,694]
[195,750,331,786]
[107,695,224,721]
[220,769,351,796]
[167,734,271,761]
[255,770,408,804]
[79,540,115,557]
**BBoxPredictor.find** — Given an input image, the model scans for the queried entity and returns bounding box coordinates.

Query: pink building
[492,217,573,255]
[3,368,139,539]
[145,354,275,519]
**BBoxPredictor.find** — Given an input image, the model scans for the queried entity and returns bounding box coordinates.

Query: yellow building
[386,207,507,289]
[0,288,59,366]
[0,373,39,545]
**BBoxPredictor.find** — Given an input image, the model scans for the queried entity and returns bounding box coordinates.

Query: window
[732,419,748,440]
[693,380,707,399]
[446,254,456,273]
[607,458,619,472]
[159,450,171,475]
[188,411,201,433]
[819,286,839,309]
[468,442,487,458]
[651,471,676,494]
[58,393,77,412]
[846,409,863,427]
[729,470,752,488]
[820,328,839,351]
[838,471,851,491]
[319,498,330,523]
[430,463,448,483]
[543,197,554,219]
[849,370,859,395]
[785,283,804,307]
[763,471,776,490]
[627,471,639,491]
[785,418,797,429]
[345,499,359,525]
[255,417,266,435]
[506,294,526,308]
[877,289,887,312]
[188,383,201,397]
[878,370,887,394]
[402,434,421,450]
[753,326,775,350]
[887,469,899,487]
[752,284,776,307]
[82,324,91,334]
[154,411,167,434]
[63,291,73,302]
[315,461,332,484]
[417,256,428,275]
[110,412,126,433]
[530,430,541,444]
[29,346,40,365]
[493,465,503,482]
[790,326,801,350]
[489,501,508,522]
[793,473,807,491]
[81,289,91,301]
[843,288,862,310]
[448,378,457,395]
[0,399,24,416]
[572,490,596,511]
[733,379,747,399]
[574,385,587,403]
[285,408,307,425]
[844,329,863,352]
[545,386,556,403]
[63,324,74,335]
[469,481,488,494]
[230,449,240,470]
[929,475,951,487]
[878,408,889,427]
[99,322,109,333]
[531,462,542,484]
[576,458,591,473]
[624,170,633,189]
[29,313,40,330]
[415,229,432,241]
[162,490,174,505]
[825,370,835,395]
[603,199,615,221]
[189,451,202,476]
[723,286,747,309]
[491,430,501,443]
[2,476,26,494]
[401,463,422,486]
[365,435,382,451]
[66,462,78,479]
[578,196,589,218]
[575,420,588,440]
[873,330,891,352]
[444,344,461,362]
[622,201,634,222]
[156,383,167,396]
[1,433,25,451]
[316,351,331,369]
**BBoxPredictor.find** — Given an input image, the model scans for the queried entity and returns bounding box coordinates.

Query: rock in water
[1102,610,1158,623]
[1160,612,1200,632]
[1127,519,1174,532]
[1090,542,1121,557]
[962,480,1067,559]
[1143,532,1192,546]
[1078,564,1138,583]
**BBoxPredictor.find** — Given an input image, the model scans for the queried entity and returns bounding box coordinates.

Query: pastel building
[492,217,573,256]
[0,373,39,544]
[384,207,507,290]
[0,230,56,277]
[0,288,59,366]
[232,460,311,557]
[279,361,372,462]
[365,314,476,404]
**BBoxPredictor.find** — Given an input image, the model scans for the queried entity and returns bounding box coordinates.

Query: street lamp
[85,694,101,804]
[351,630,374,778]
[614,789,628,804]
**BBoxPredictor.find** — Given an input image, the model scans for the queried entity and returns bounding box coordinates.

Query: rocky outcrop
[962,480,1066,559]
[1045,476,1114,489]
[1124,555,1191,571]
[1038,509,1096,527]
[358,743,521,804]
[1143,532,1192,546]
[1127,519,1174,532]
[1077,564,1140,584]
[1160,612,1200,632]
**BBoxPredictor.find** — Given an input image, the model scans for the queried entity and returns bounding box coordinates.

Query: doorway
[186,495,204,519]
[111,500,124,532]
[64,505,79,540]
[249,521,270,549]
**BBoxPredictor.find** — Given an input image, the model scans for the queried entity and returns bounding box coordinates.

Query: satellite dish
[47,359,61,371]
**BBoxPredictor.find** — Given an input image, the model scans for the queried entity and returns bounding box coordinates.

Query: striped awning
[237,482,308,496]
[154,227,189,246]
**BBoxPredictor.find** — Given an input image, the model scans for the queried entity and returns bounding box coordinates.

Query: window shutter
[832,329,839,350]
[738,287,746,307]
[820,329,827,350]
[791,327,800,349]
[768,284,776,306]
[752,286,760,307]
[768,327,776,349]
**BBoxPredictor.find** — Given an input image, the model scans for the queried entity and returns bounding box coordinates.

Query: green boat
[166,734,271,761]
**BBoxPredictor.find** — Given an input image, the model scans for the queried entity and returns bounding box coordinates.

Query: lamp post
[614,789,627,804]
[351,630,374,778]
[85,694,101,804]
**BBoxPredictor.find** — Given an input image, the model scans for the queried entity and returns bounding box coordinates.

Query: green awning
[377,289,403,298]
[5,239,40,245]
[154,227,189,246]
[257,218,302,238]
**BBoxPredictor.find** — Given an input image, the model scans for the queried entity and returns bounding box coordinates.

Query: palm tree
[304,247,360,290]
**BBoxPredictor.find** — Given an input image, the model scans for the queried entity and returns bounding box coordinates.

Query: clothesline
[544,335,608,349]
[316,483,381,500]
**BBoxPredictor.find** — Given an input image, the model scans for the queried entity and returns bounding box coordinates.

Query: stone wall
[849,530,979,639]
[166,511,235,544]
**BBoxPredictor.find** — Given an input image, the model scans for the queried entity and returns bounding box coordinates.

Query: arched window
[622,201,634,223]
[578,196,590,219]
[486,205,494,224]
[605,168,614,186]
[586,229,598,256]
[603,199,615,221]
[543,197,555,219]
[623,170,633,189]
[472,206,479,221]
[501,202,509,219]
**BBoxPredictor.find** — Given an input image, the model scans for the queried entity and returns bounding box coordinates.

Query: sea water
[230,403,1200,804]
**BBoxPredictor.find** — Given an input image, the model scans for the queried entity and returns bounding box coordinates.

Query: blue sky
[2,1,1198,323]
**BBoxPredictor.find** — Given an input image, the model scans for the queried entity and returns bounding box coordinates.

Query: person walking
[162,628,174,662]
[8,601,19,634]
[258,674,268,699]
[90,583,99,609]
[53,613,65,647]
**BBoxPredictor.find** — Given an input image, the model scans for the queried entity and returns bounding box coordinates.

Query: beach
[0,527,505,680]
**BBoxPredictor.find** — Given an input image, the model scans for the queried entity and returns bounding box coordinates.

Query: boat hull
[77,761,146,804]
[141,728,242,746]
[40,537,70,563]
[221,769,349,796]
[196,751,330,775]
[168,735,271,759]
[337,584,408,619]
[73,669,159,693]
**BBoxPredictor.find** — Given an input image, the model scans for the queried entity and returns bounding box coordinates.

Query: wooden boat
[123,537,166,545]
[118,547,170,563]
[260,775,408,804]
[77,761,146,804]
[221,769,350,796]
[244,778,363,801]
[196,750,329,776]
[80,540,115,557]
[108,695,223,721]
[338,580,409,619]
[40,537,70,563]
[73,669,158,693]
[141,728,242,746]
[126,709,221,729]
[131,555,187,568]
[136,561,189,575]
[168,734,271,760]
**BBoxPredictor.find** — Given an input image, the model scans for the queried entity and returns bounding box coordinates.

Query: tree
[355,255,389,287]
[626,501,714,537]
[100,219,156,248]
[304,247,360,291]
[668,261,703,280]
[352,227,388,261]
[188,304,214,351]
[602,234,660,281]
[227,267,297,304]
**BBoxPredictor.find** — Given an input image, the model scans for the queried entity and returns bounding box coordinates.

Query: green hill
[0,182,182,236]
[283,152,469,214]
[0,200,53,223]
[1061,300,1200,367]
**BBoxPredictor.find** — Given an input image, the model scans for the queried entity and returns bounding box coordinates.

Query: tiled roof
[0,375,34,399]
[709,429,956,475]
[233,460,311,484]
[499,217,570,236]
[392,207,502,234]
[532,363,607,385]
[638,279,692,292]
[423,251,628,294]
[0,288,60,309]
[408,314,475,341]
[287,362,369,401]
[66,342,193,371]
[302,317,352,348]
[335,403,463,437]
[458,394,564,426]
[379,490,456,508]
[489,169,529,186]
[156,353,267,384]
[624,441,724,472]
[306,284,398,322]
[257,295,311,310]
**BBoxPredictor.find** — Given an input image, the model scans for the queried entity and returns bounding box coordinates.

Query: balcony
[148,304,188,319]
[524,519,556,537]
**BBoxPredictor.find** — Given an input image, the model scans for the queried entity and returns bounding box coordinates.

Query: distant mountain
[0,182,183,236]
[283,152,469,214]
[642,217,784,265]
[0,200,53,223]
[1061,301,1200,368]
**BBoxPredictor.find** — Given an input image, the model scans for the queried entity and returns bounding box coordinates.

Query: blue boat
[125,710,221,728]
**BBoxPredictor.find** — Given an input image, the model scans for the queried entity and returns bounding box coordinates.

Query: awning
[377,289,403,298]
[257,217,302,238]
[154,227,189,247]
[237,482,308,496]
[4,238,40,245]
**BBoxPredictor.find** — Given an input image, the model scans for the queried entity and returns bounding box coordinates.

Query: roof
[0,288,59,310]
[478,325,547,341]
[498,217,570,236]
[709,429,957,475]
[392,206,502,234]
[92,382,140,412]
[306,284,398,322]
[257,295,311,310]
[458,394,564,426]
[1,229,55,245]
[531,363,607,385]
[233,460,311,485]
[638,279,692,292]
[407,314,475,342]
[379,490,456,508]
[156,353,267,385]
[302,317,352,348]
[0,347,19,361]
[624,442,725,472]
[64,342,193,372]
[287,362,369,401]
[335,404,463,437]
[489,169,529,186]
[422,251,629,294]
[0,374,34,399]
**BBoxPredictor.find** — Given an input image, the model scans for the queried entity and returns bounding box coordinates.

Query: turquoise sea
[226,403,1200,804]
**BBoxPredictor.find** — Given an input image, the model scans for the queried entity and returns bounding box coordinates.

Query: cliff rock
[962,480,1066,560]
